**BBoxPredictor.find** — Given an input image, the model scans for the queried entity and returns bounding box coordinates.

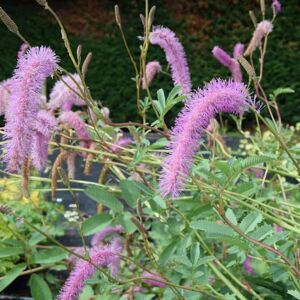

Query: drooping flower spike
[142,271,166,288]
[244,20,273,56]
[3,46,58,172]
[272,0,281,15]
[212,43,244,82]
[59,111,91,149]
[149,26,192,95]
[159,79,250,198]
[57,239,123,300]
[142,61,161,89]
[91,225,124,247]
[31,110,57,170]
[49,73,86,112]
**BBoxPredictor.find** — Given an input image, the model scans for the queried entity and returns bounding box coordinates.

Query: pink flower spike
[142,271,166,288]
[142,61,161,89]
[49,74,86,112]
[233,43,245,59]
[149,26,192,95]
[110,137,133,153]
[0,79,12,116]
[212,46,232,67]
[17,43,29,60]
[159,79,249,198]
[3,46,58,172]
[245,20,273,56]
[59,111,91,149]
[229,59,243,82]
[272,0,281,15]
[31,110,57,170]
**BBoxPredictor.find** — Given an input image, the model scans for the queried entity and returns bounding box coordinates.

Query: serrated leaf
[249,224,273,241]
[225,208,237,225]
[239,212,263,234]
[288,290,300,300]
[0,263,26,292]
[196,256,215,266]
[82,214,112,236]
[167,85,181,100]
[190,220,235,236]
[29,274,52,300]
[31,247,68,264]
[0,246,24,258]
[119,180,140,207]
[158,241,177,266]
[85,186,123,213]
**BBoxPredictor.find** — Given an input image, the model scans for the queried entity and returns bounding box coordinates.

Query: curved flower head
[149,26,192,95]
[233,43,244,59]
[57,244,120,300]
[142,271,166,288]
[272,0,281,15]
[49,73,86,112]
[243,256,253,274]
[31,110,57,170]
[17,43,29,60]
[109,137,133,153]
[212,46,231,67]
[159,79,249,198]
[142,61,161,89]
[59,111,91,149]
[229,58,243,82]
[3,46,58,172]
[245,20,273,56]
[108,237,124,277]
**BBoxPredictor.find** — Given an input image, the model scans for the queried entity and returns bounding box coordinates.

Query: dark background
[0,0,299,125]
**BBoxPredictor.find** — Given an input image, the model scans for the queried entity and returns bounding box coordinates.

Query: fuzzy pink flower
[3,46,58,172]
[108,238,124,277]
[59,111,91,149]
[212,46,243,82]
[57,242,122,300]
[212,46,231,67]
[31,110,57,170]
[110,137,133,153]
[91,225,124,247]
[233,43,245,59]
[0,79,12,116]
[142,61,161,89]
[272,0,281,14]
[149,26,192,95]
[159,79,249,198]
[243,256,253,275]
[142,271,166,288]
[49,74,85,112]
[274,224,283,233]
[245,20,273,56]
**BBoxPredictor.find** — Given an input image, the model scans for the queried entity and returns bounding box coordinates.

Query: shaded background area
[0,0,299,125]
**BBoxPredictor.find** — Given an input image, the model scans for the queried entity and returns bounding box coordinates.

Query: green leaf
[190,220,235,236]
[272,87,295,98]
[288,290,300,300]
[167,85,181,100]
[31,247,68,264]
[79,285,94,300]
[158,241,178,266]
[0,246,24,258]
[29,274,52,300]
[0,263,26,292]
[29,232,46,246]
[157,88,166,108]
[119,180,141,207]
[196,256,215,266]
[239,212,263,234]
[85,186,123,213]
[225,208,237,225]
[82,213,112,236]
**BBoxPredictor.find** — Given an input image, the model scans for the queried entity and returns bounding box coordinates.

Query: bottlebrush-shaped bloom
[244,20,273,56]
[212,45,244,82]
[109,137,133,153]
[49,73,85,111]
[142,271,166,288]
[57,241,123,300]
[0,79,12,116]
[233,43,245,59]
[159,79,249,198]
[272,0,281,14]
[3,46,58,172]
[108,237,124,277]
[59,111,91,149]
[91,225,123,247]
[31,110,57,170]
[142,61,161,89]
[149,26,192,95]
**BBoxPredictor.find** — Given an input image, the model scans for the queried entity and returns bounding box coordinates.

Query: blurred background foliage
[0,0,299,125]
